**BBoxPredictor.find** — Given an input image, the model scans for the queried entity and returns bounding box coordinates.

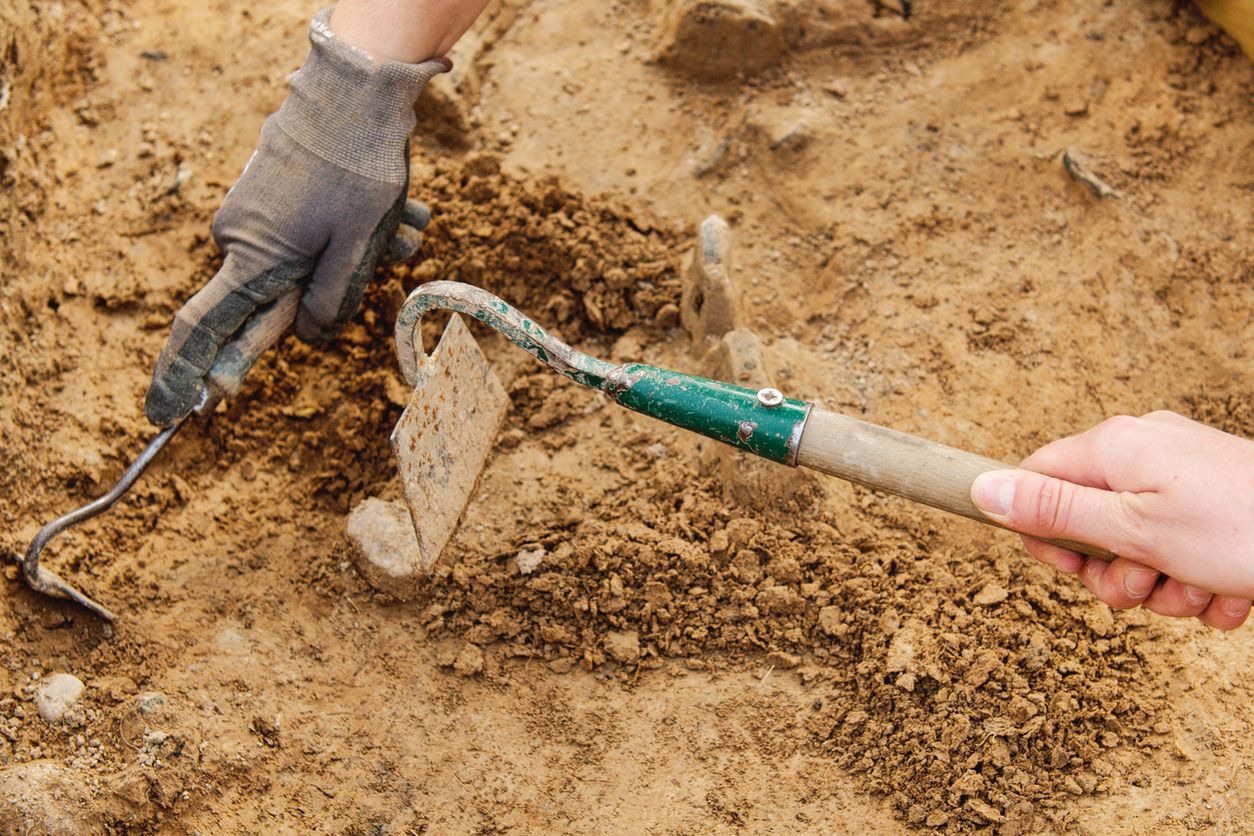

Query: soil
[2,0,1253,833]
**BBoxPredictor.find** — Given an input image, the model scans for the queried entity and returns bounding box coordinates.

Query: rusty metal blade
[389,314,508,577]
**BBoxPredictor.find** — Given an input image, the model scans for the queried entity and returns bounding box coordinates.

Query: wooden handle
[795,407,1111,559]
[203,290,301,404]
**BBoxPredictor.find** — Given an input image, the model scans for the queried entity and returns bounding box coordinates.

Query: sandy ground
[2,0,1253,832]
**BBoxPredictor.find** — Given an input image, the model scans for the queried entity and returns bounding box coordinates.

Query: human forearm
[330,0,489,62]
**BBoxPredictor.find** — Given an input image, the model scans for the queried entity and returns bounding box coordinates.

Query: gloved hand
[144,7,449,426]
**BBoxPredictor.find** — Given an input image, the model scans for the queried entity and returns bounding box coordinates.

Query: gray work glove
[144,7,449,426]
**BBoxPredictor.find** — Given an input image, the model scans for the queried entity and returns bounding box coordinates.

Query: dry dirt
[2,0,1253,833]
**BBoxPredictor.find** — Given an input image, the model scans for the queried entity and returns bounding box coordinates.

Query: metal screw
[756,388,784,408]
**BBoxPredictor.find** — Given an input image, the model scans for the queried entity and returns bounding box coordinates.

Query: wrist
[276,8,449,182]
[329,0,446,63]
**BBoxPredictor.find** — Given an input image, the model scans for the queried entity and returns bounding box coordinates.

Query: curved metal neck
[394,281,615,390]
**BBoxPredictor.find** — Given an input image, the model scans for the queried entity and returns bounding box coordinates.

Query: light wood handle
[203,290,302,403]
[795,407,1110,559]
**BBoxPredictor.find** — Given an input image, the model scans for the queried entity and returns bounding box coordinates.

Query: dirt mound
[2,153,1172,834]
[338,164,1169,833]
[4,0,1252,831]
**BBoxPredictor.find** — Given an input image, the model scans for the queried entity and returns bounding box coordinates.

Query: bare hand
[970,411,1254,630]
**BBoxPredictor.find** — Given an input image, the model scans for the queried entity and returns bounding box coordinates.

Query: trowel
[390,281,1110,564]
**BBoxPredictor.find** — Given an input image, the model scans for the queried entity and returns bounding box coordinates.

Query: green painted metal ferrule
[603,364,812,465]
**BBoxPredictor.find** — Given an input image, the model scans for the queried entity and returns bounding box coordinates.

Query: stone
[679,215,739,345]
[657,0,788,82]
[346,497,423,599]
[136,692,167,718]
[885,619,928,674]
[604,630,641,664]
[35,674,85,726]
[1063,98,1089,117]
[0,762,97,834]
[515,547,545,575]
[768,120,810,153]
[1184,25,1211,45]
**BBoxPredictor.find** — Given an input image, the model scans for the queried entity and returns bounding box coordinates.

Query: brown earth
[2,0,1253,833]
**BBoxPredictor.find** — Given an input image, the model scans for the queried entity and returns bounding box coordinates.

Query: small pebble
[974,582,1009,606]
[137,691,167,717]
[515,548,545,575]
[34,673,84,725]
[453,644,484,677]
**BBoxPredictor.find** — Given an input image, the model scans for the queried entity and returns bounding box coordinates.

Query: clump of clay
[657,0,790,81]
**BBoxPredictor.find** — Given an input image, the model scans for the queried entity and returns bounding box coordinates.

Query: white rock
[34,674,84,726]
[818,605,842,636]
[346,497,422,599]
[885,619,928,674]
[515,548,545,575]
[136,692,167,717]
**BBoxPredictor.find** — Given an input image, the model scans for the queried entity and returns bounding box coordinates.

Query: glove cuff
[275,7,450,183]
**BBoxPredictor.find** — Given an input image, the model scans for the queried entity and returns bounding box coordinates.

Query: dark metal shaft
[19,417,188,621]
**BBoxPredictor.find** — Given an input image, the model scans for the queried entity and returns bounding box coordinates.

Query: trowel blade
[390,314,508,575]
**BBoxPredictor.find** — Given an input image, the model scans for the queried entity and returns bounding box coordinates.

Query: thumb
[970,469,1137,552]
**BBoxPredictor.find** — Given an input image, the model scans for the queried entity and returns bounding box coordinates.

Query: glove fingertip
[389,226,423,262]
[401,200,432,230]
[144,379,190,427]
[294,305,336,344]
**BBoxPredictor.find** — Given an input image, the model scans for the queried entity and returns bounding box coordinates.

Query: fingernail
[1222,598,1250,618]
[972,471,1016,520]
[1184,585,1211,605]
[1123,567,1157,598]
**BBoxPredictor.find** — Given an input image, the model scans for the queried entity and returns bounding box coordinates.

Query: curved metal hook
[19,419,188,621]
[394,281,615,391]
[17,292,301,621]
